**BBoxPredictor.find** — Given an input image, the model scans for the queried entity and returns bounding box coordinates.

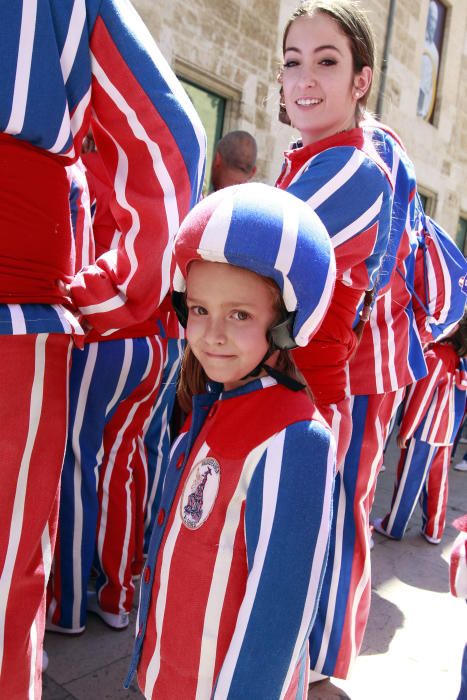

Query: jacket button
[157,508,165,526]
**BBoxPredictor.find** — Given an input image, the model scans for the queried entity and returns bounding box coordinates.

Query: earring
[355,90,361,99]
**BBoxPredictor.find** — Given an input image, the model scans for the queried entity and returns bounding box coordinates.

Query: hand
[56,279,72,298]
[397,435,407,449]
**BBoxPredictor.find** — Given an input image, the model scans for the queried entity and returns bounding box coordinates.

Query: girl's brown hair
[176,271,311,412]
[279,0,376,125]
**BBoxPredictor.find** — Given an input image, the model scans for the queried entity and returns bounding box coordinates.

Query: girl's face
[280,13,371,146]
[186,261,278,391]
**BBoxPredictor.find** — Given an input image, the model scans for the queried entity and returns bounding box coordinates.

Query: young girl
[276,0,396,679]
[125,182,337,699]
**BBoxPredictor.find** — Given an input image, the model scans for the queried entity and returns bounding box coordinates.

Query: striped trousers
[48,335,165,630]
[142,338,184,554]
[309,388,404,679]
[0,333,71,699]
[381,440,452,542]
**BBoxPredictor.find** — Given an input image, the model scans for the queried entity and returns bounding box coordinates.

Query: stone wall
[133,0,467,234]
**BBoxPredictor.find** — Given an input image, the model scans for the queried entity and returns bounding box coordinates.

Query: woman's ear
[277,68,283,84]
[354,66,372,99]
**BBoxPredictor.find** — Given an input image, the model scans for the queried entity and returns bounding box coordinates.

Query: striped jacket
[276,128,393,405]
[399,345,467,446]
[126,377,336,699]
[0,0,206,336]
[349,124,427,395]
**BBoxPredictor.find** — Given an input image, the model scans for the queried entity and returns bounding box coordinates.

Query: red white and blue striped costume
[276,127,395,679]
[126,378,335,699]
[0,1,205,696]
[377,346,467,542]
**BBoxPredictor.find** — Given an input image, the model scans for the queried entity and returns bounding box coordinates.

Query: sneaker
[42,650,49,673]
[45,619,85,635]
[421,531,441,545]
[87,591,129,630]
[372,517,390,537]
[454,459,467,472]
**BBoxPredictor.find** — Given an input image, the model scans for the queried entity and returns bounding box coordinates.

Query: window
[178,78,225,193]
[418,189,437,218]
[416,0,447,125]
[456,216,467,256]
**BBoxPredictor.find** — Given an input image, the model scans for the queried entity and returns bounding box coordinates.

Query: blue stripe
[0,2,23,128]
[0,304,73,335]
[227,421,332,698]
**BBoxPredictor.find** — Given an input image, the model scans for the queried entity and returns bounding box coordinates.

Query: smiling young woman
[275,0,396,685]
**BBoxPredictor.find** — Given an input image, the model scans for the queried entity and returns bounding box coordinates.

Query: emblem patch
[181,457,221,529]
[459,275,467,294]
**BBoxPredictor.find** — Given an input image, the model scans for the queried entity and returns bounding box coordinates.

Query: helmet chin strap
[241,342,305,393]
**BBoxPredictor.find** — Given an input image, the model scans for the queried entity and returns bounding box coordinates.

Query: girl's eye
[319,58,337,66]
[283,60,299,69]
[189,305,207,316]
[232,310,249,321]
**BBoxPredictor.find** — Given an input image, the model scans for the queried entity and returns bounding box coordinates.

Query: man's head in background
[210,130,257,191]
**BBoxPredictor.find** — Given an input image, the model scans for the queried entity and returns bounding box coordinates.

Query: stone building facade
[133,0,467,244]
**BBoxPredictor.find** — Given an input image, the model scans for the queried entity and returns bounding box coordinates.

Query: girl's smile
[185,261,278,391]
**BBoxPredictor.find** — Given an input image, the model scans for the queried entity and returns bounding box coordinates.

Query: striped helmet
[172,182,335,347]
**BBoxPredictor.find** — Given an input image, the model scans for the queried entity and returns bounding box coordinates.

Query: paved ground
[43,435,467,700]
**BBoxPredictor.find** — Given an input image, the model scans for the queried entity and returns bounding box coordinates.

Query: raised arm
[70,0,206,334]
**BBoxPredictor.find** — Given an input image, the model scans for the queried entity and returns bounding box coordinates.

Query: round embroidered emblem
[180,457,221,529]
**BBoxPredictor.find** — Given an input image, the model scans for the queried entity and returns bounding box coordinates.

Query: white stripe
[5,0,37,134]
[332,194,383,249]
[427,218,452,325]
[69,86,92,142]
[384,292,398,389]
[0,334,47,675]
[195,438,271,699]
[92,53,178,296]
[198,194,233,263]
[407,361,443,441]
[275,202,298,311]
[105,339,133,417]
[430,449,449,539]
[295,255,336,346]
[71,344,99,629]
[387,441,435,534]
[370,300,384,393]
[213,436,283,697]
[61,0,86,83]
[428,383,450,443]
[9,304,27,334]
[50,107,72,154]
[28,622,37,700]
[307,150,365,210]
[144,441,211,699]
[280,439,335,696]
[117,0,206,195]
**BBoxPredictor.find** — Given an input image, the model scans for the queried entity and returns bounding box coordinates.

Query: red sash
[0,134,74,303]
